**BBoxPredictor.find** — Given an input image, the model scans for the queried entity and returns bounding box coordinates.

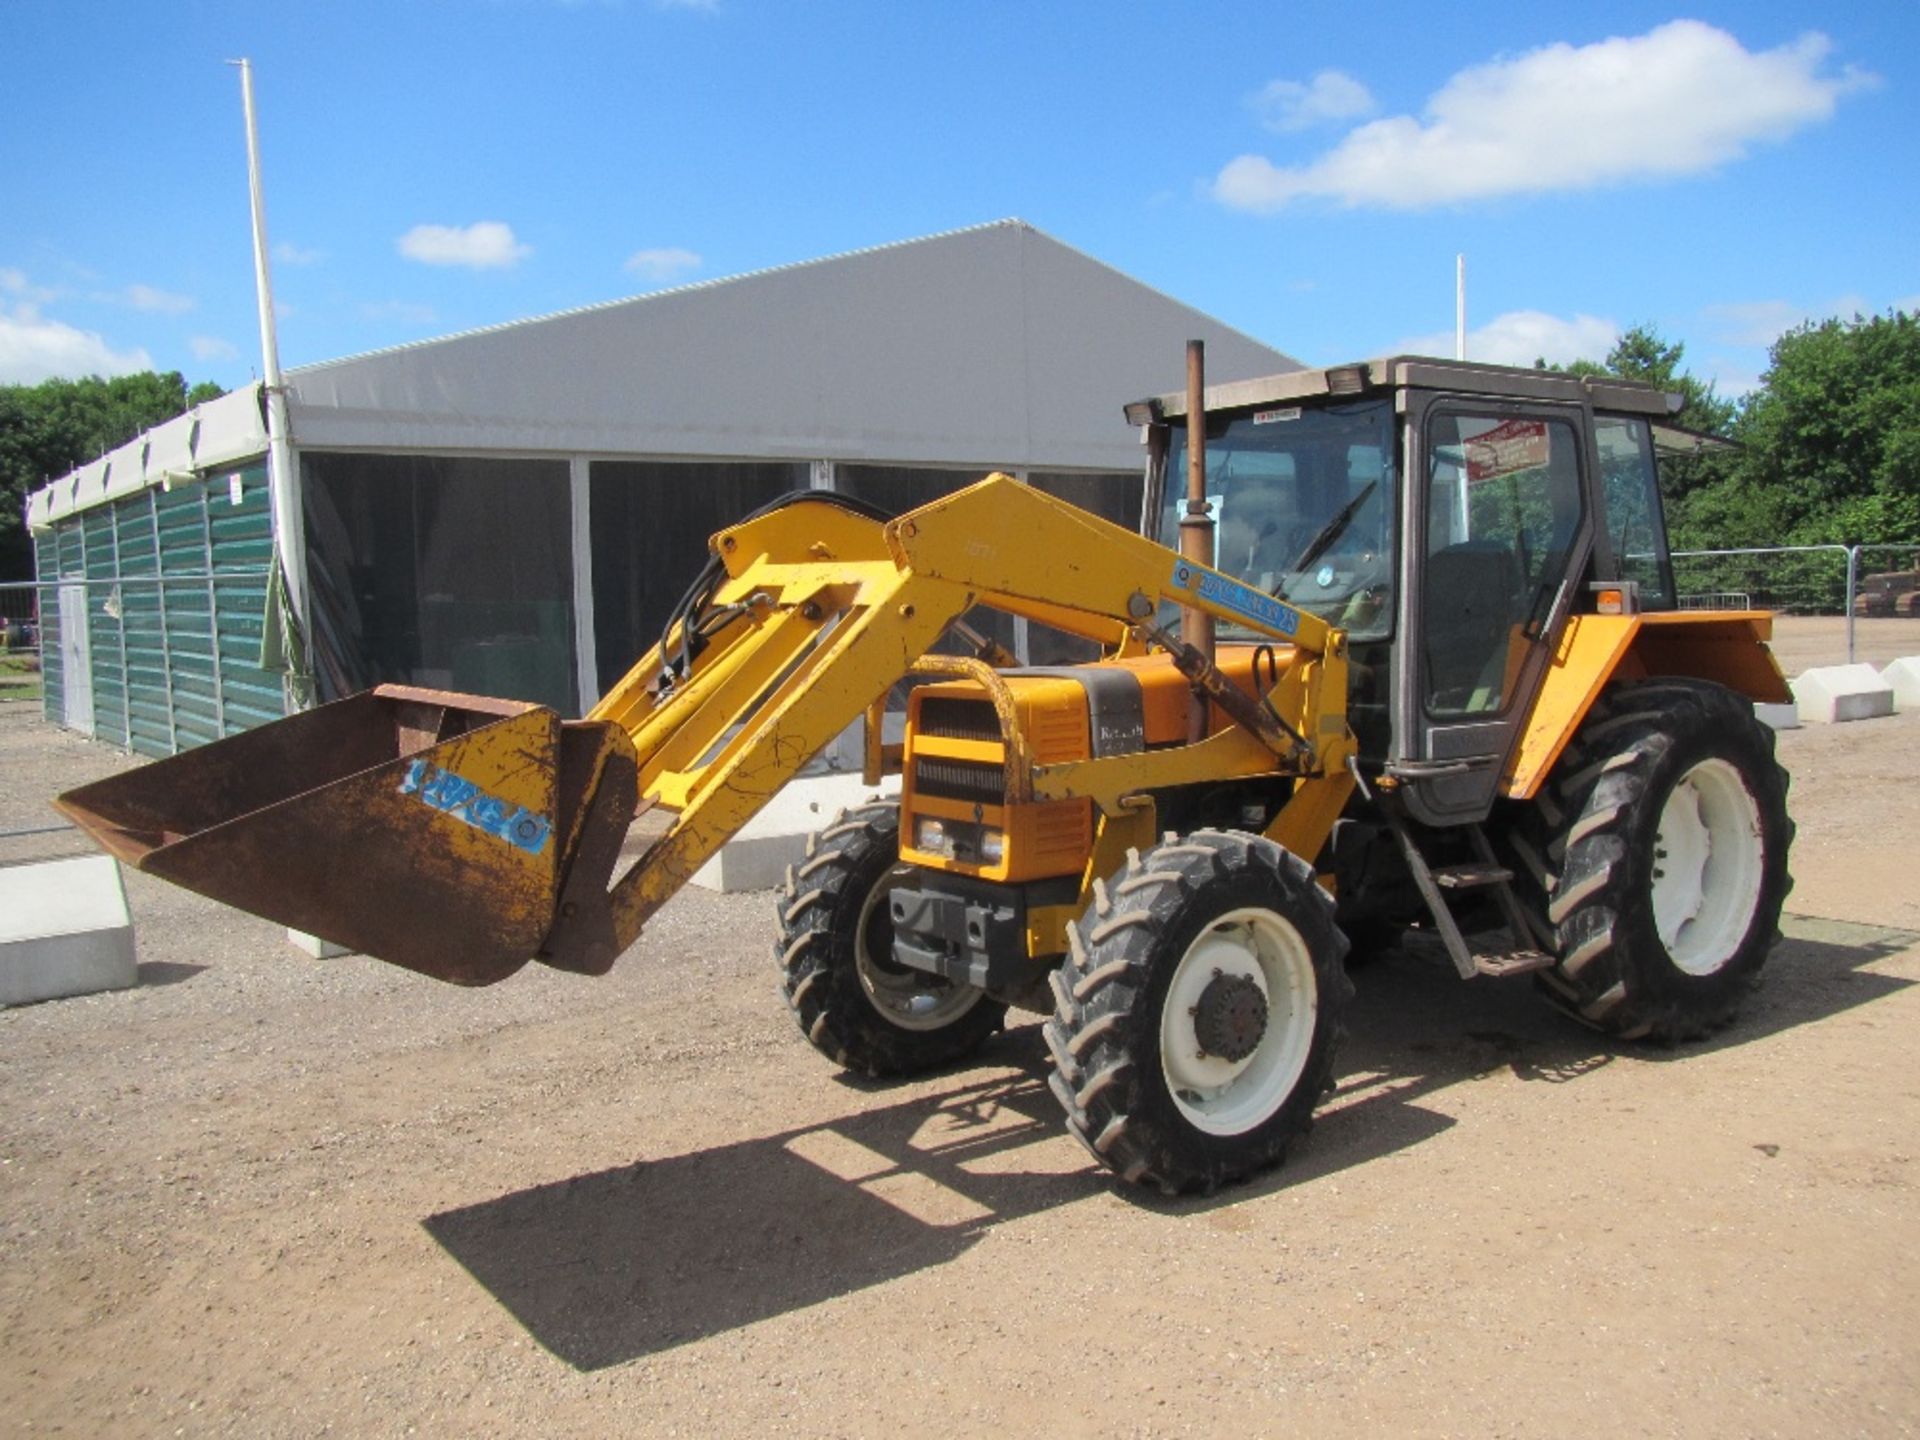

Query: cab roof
[1131,355,1682,425]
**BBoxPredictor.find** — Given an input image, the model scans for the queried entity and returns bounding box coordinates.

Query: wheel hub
[1192,970,1268,1063]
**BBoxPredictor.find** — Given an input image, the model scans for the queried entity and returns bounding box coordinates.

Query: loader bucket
[54,685,637,986]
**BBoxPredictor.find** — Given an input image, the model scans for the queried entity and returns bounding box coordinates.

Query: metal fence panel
[1674,542,1920,663]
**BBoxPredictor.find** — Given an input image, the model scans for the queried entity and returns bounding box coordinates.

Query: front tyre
[777,802,1006,1077]
[1534,679,1793,1040]
[1043,830,1351,1196]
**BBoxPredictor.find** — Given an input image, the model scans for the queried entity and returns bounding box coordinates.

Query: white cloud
[273,241,325,266]
[121,283,195,314]
[1253,70,1376,132]
[1213,21,1875,213]
[1702,358,1764,399]
[623,247,702,283]
[0,268,57,307]
[1396,309,1619,368]
[1702,299,1808,348]
[0,267,153,380]
[189,335,240,362]
[1704,294,1876,347]
[397,221,532,270]
[0,306,153,384]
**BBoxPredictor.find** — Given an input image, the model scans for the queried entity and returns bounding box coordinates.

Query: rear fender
[1503,611,1789,800]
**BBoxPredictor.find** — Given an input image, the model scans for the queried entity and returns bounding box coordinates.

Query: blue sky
[3,1,1915,401]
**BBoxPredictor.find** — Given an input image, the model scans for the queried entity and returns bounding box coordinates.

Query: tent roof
[30,222,1299,530]
[284,220,1296,469]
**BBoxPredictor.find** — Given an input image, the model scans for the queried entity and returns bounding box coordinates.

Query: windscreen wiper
[1274,480,1378,591]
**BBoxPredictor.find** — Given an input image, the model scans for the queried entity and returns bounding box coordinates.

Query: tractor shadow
[424,913,1914,1369]
[423,1053,1096,1371]
[1280,911,1918,1187]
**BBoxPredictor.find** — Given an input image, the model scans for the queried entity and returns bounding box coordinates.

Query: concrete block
[1754,701,1800,731]
[1882,656,1920,711]
[691,772,902,894]
[287,928,355,958]
[1792,662,1896,724]
[0,855,136,1006]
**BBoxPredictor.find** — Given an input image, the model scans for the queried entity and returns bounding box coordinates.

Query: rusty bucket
[55,685,636,986]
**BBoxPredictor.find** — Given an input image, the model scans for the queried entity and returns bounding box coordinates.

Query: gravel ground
[3,694,1920,1438]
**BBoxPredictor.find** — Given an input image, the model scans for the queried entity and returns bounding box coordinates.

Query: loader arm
[57,475,1349,986]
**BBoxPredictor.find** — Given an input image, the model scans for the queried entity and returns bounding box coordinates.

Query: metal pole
[1455,254,1466,361]
[231,58,309,704]
[1178,340,1215,742]
[1846,544,1859,663]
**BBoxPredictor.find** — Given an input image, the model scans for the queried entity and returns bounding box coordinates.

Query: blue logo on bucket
[400,759,553,856]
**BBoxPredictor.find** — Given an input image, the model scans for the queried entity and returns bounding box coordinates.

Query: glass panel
[1158,399,1396,641]
[1423,414,1583,717]
[588,460,805,696]
[303,454,576,713]
[1595,416,1675,609]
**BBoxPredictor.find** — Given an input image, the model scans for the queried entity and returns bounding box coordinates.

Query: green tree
[1538,324,1738,539]
[1601,324,1738,438]
[0,371,225,581]
[1732,311,1920,546]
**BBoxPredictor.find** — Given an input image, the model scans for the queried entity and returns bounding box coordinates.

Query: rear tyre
[1043,830,1351,1196]
[1524,679,1793,1040]
[777,802,1006,1077]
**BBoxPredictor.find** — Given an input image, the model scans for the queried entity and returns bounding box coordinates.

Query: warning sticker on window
[1466,420,1551,482]
[1252,407,1300,425]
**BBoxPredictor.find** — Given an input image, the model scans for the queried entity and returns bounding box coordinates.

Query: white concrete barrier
[1882,656,1920,712]
[1791,662,1897,724]
[0,855,136,1006]
[691,772,902,893]
[1754,701,1801,731]
[287,928,354,958]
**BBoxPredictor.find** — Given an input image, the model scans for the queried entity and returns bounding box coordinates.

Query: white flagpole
[230,57,309,701]
[1455,253,1466,361]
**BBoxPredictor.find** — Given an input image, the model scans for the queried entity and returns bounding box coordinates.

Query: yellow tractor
[58,352,1794,1195]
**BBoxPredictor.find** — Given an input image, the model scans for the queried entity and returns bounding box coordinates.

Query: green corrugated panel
[81,508,128,746]
[209,465,284,735]
[34,531,63,721]
[36,465,284,754]
[154,478,224,749]
[115,492,174,757]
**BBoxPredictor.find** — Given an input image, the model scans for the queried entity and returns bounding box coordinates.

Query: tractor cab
[1137,358,1684,824]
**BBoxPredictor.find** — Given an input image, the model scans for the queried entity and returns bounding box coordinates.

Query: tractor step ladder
[1380,803,1555,980]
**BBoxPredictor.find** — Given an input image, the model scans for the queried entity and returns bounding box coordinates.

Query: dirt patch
[3,703,1919,1438]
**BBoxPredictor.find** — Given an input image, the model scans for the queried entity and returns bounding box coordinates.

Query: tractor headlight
[914,817,956,859]
[912,817,1006,866]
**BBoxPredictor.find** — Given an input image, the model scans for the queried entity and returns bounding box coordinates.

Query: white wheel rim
[1652,758,1765,977]
[854,867,985,1032]
[1159,906,1318,1136]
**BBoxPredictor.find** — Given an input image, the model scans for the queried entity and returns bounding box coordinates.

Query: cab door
[1393,399,1595,825]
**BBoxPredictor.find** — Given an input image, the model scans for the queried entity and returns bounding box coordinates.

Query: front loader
[58,354,1794,1195]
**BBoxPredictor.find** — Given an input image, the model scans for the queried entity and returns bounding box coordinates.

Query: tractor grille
[912,757,1006,805]
[915,696,1002,744]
